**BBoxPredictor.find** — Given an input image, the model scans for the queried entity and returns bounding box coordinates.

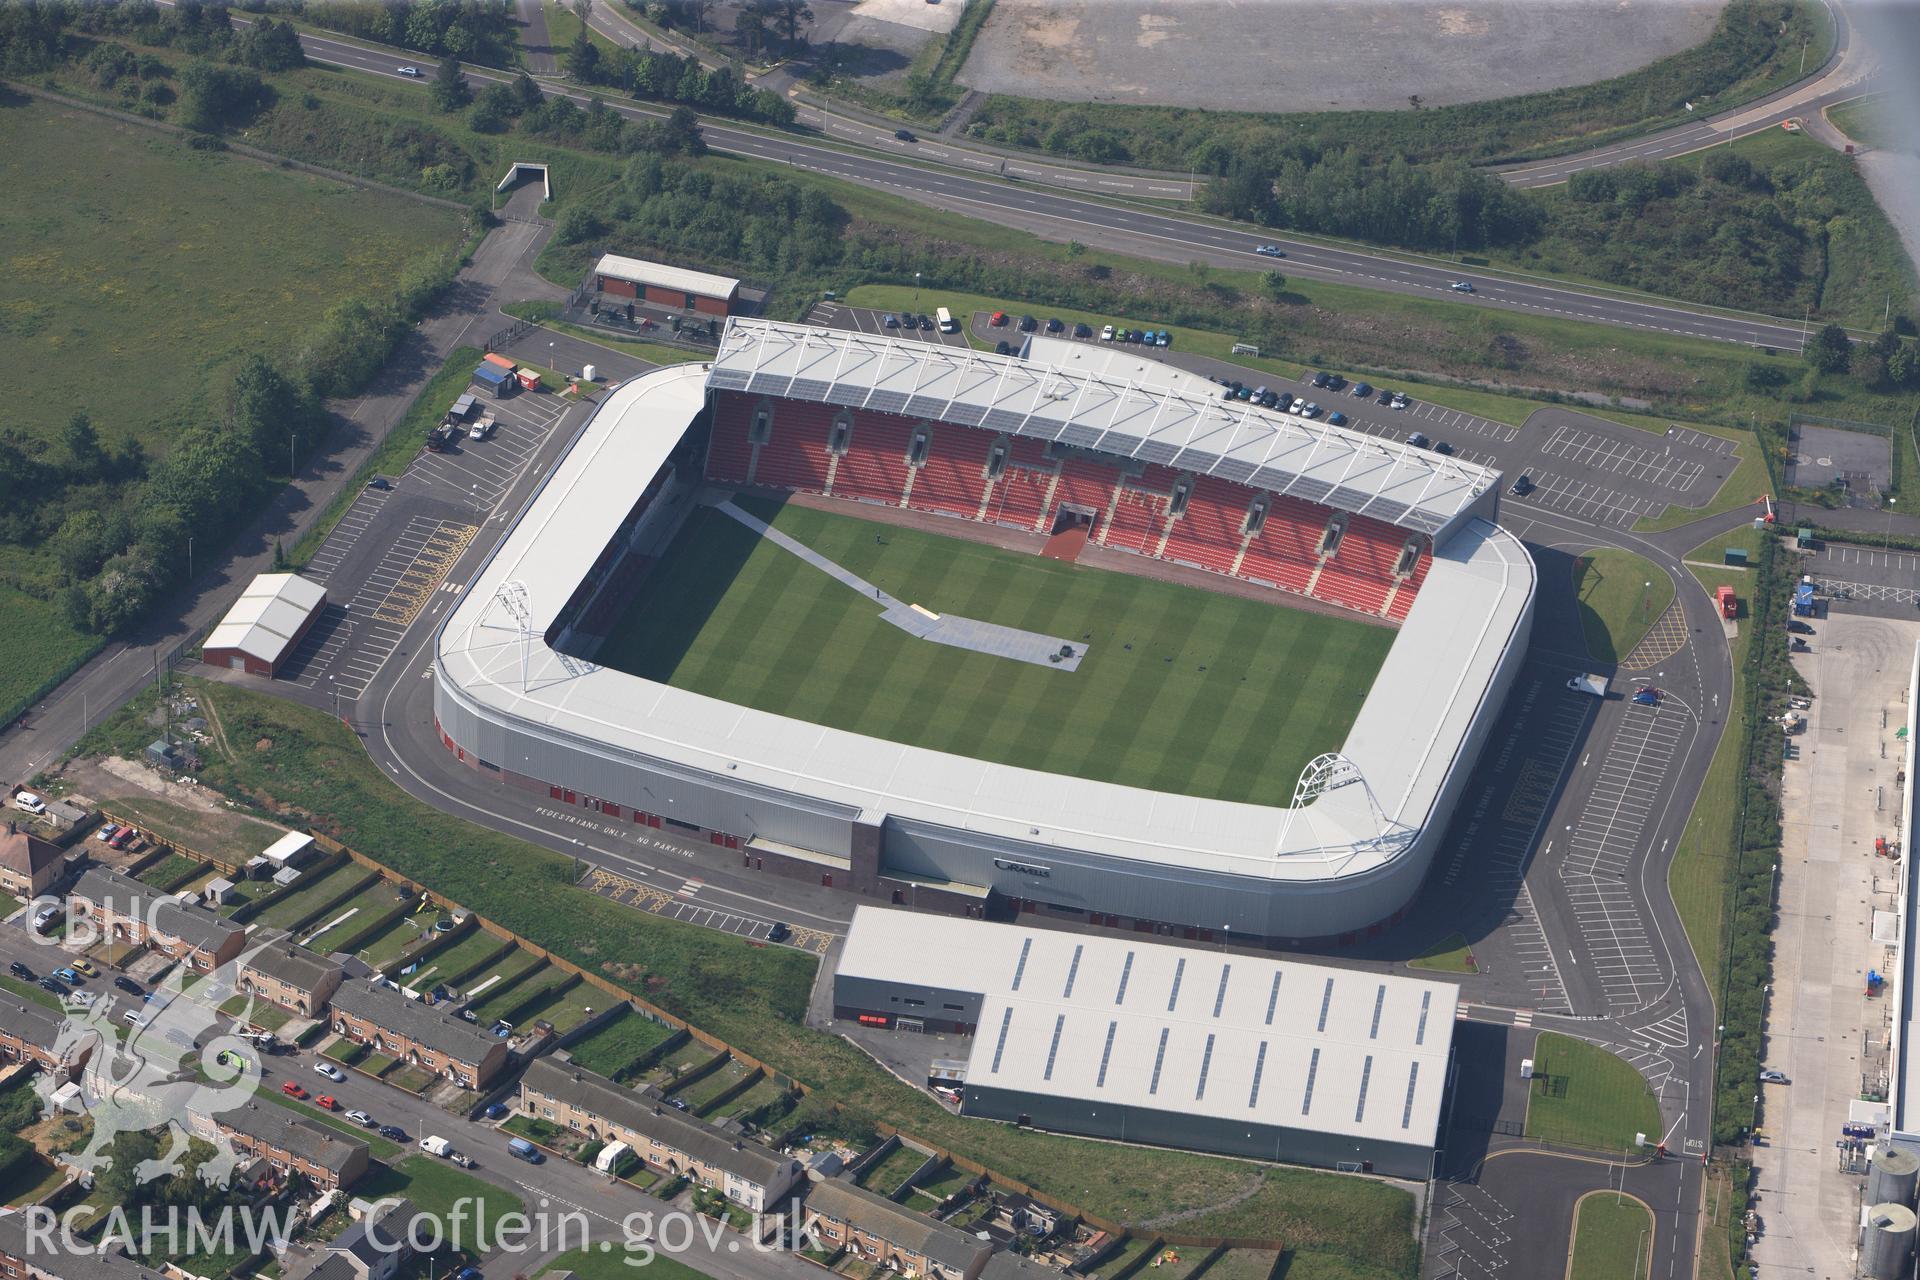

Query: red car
[989,311,1007,326]
[280,1082,308,1099]
[110,827,136,850]
[315,1095,338,1111]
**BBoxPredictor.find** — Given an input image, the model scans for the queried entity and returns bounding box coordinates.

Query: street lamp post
[1887,497,1897,551]
[187,536,194,583]
[914,271,921,300]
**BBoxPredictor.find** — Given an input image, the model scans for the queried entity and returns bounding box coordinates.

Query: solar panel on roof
[1249,1041,1268,1108]
[1302,1047,1320,1115]
[990,1007,1013,1073]
[1196,1033,1216,1101]
[1401,1062,1420,1130]
[1265,973,1283,1025]
[1317,977,1334,1032]
[1355,1055,1374,1123]
[1212,966,1231,1018]
[1168,958,1186,1012]
[1063,945,1083,1000]
[1416,991,1431,1046]
[1097,1020,1118,1087]
[1043,1013,1066,1081]
[1116,952,1134,1006]
[1148,1027,1170,1096]
[1370,985,1386,1040]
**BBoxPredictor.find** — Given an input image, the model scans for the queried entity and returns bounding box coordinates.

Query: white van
[935,307,956,334]
[12,791,46,815]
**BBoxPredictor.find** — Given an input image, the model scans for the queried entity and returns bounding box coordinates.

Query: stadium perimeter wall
[433,363,1535,944]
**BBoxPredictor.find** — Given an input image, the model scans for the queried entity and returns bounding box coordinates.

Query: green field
[1573,550,1677,664]
[1569,1194,1655,1280]
[356,1156,524,1248]
[1525,1033,1663,1152]
[599,497,1395,806]
[563,1006,676,1078]
[406,928,512,990]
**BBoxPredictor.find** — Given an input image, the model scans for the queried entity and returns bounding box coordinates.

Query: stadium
[432,318,1536,942]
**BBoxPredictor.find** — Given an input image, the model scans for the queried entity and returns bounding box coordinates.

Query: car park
[1327,411,1348,426]
[1072,323,1092,338]
[1100,325,1114,341]
[397,65,421,77]
[1351,382,1373,398]
[1631,686,1661,706]
[894,129,916,142]
[315,1062,346,1083]
[1510,475,1534,496]
[1450,280,1475,292]
[1255,244,1284,257]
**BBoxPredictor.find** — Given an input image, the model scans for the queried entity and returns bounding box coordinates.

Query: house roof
[0,995,73,1056]
[210,1100,368,1176]
[72,866,244,955]
[330,979,500,1065]
[0,823,61,878]
[805,1179,994,1273]
[0,1210,171,1280]
[241,936,343,993]
[333,1198,420,1264]
[592,254,740,300]
[521,1056,795,1186]
[205,573,327,667]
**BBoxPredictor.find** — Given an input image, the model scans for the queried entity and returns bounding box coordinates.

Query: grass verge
[1407,934,1478,974]
[1572,550,1677,664]
[1524,1032,1662,1152]
[1569,1193,1655,1280]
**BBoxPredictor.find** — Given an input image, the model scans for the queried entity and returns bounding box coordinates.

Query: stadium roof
[593,253,740,301]
[436,357,1533,880]
[709,319,1498,538]
[206,573,326,667]
[839,908,1457,1149]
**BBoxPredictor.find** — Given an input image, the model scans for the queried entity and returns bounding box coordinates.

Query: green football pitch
[597,496,1395,806]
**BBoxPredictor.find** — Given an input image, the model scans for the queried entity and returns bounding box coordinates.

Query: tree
[235,16,304,71]
[734,3,768,59]
[176,59,264,132]
[225,355,308,467]
[429,55,470,111]
[662,104,705,155]
[565,32,601,83]
[513,70,544,111]
[470,86,514,133]
[1262,271,1288,301]
[1807,323,1852,374]
[771,0,812,48]
[1890,343,1919,387]
[64,412,105,479]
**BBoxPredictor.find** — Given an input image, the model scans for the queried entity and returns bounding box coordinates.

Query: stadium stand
[753,402,836,492]
[702,392,1427,621]
[907,427,995,520]
[832,413,915,505]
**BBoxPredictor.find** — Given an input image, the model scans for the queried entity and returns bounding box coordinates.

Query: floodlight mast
[489,580,536,690]
[1276,752,1416,870]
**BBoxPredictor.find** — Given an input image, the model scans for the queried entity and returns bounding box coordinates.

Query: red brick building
[592,254,739,317]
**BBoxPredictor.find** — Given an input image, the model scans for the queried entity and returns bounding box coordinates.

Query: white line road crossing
[1539,425,1707,492]
[1823,577,1920,605]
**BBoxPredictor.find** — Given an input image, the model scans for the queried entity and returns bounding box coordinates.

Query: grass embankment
[1572,550,1677,664]
[88,677,1417,1276]
[600,496,1394,807]
[0,100,460,721]
[1569,1194,1655,1280]
[288,347,485,569]
[1828,94,1902,151]
[1524,1032,1662,1152]
[965,0,1833,169]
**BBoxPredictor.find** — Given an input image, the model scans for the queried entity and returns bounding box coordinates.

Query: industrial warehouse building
[592,253,739,316]
[202,573,327,679]
[833,908,1457,1179]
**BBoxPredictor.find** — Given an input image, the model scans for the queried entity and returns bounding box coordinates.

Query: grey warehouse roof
[838,908,1457,1149]
[206,573,326,666]
[330,979,499,1064]
[522,1056,796,1186]
[593,253,740,300]
[709,318,1496,537]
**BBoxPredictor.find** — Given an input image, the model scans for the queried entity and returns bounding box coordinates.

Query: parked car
[113,975,143,996]
[917,314,933,331]
[1310,372,1331,388]
[767,922,792,943]
[1018,315,1037,332]
[1155,331,1171,347]
[1099,325,1115,341]
[367,476,392,491]
[314,1062,346,1083]
[345,1110,375,1127]
[1351,382,1373,398]
[989,311,1007,326]
[379,1125,408,1142]
[1375,389,1395,406]
[1045,317,1064,333]
[8,962,32,980]
[1406,432,1430,449]
[1760,1069,1790,1084]
[1787,620,1814,634]
[1390,392,1409,409]
[1450,280,1475,292]
[1327,411,1348,426]
[1325,374,1346,390]
[994,340,1011,355]
[280,1082,308,1099]
[53,968,80,986]
[453,1268,482,1280]
[1072,323,1092,338]
[70,959,96,978]
[893,129,916,142]
[1254,244,1284,257]
[507,1137,544,1165]
[1301,402,1321,418]
[38,978,65,996]
[315,1095,338,1111]
[124,1008,150,1028]
[1631,686,1661,706]
[468,417,495,441]
[1434,441,1454,455]
[67,991,96,1009]
[881,313,899,329]
[12,792,46,815]
[397,65,421,77]
[1509,475,1534,496]
[95,823,120,843]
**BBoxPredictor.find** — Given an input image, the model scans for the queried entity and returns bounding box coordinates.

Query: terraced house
[0,996,93,1082]
[328,979,508,1088]
[191,1098,370,1191]
[238,938,345,1017]
[70,866,245,973]
[802,1179,997,1280]
[0,1208,169,1280]
[519,1056,804,1211]
[0,823,62,899]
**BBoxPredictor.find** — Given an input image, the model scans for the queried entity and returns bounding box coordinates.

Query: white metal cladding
[708,318,1496,536]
